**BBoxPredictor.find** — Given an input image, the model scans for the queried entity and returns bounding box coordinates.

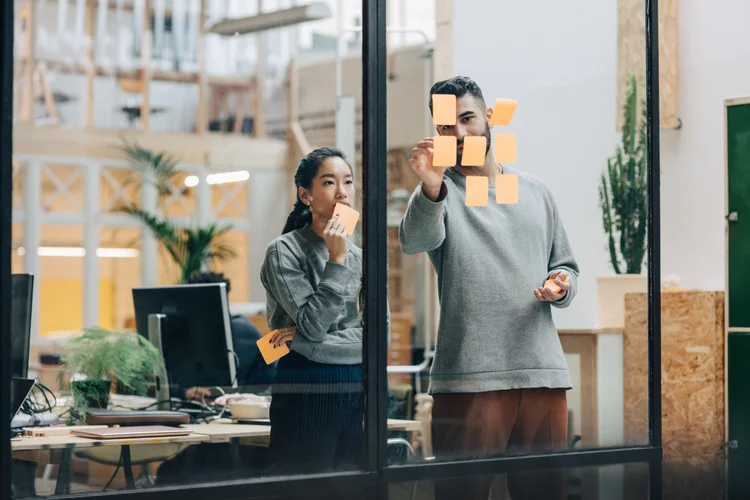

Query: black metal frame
[0,0,663,499]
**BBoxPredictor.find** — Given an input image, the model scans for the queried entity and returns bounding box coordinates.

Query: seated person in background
[179,271,279,402]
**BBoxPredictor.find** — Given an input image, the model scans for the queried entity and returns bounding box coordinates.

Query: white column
[196,167,211,227]
[83,162,100,328]
[140,177,158,286]
[196,167,212,272]
[23,161,42,344]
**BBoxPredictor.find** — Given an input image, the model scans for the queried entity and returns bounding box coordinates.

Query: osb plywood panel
[623,291,726,500]
[617,0,679,130]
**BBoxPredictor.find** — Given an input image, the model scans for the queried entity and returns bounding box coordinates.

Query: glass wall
[383,0,651,477]
[2,0,668,499]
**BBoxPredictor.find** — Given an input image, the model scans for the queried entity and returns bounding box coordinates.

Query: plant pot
[596,274,648,330]
[72,379,112,411]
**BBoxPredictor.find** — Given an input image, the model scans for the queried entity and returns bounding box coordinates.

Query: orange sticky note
[465,176,489,206]
[544,274,569,293]
[489,99,518,126]
[460,136,486,167]
[432,94,457,125]
[495,134,517,163]
[333,203,360,236]
[256,330,290,365]
[433,136,457,167]
[496,174,519,204]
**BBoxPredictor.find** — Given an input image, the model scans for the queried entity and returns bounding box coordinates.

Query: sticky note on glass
[432,94,456,125]
[489,99,518,127]
[465,176,489,206]
[433,136,457,167]
[544,274,569,293]
[460,136,486,167]
[256,330,290,365]
[333,203,360,236]
[496,174,519,204]
[495,134,517,163]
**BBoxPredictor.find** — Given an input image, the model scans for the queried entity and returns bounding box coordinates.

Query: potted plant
[61,327,164,418]
[114,138,237,283]
[596,73,649,329]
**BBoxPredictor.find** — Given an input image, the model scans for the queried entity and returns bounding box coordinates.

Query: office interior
[3,0,748,499]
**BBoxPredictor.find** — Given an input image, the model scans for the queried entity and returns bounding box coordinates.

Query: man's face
[435,94,492,167]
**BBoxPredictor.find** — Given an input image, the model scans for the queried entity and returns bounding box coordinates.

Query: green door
[727,102,750,327]
[727,101,750,498]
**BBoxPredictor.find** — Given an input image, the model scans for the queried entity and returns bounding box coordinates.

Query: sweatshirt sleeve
[546,195,580,309]
[261,244,354,342]
[399,182,448,255]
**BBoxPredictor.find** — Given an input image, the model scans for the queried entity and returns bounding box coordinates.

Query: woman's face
[300,156,355,221]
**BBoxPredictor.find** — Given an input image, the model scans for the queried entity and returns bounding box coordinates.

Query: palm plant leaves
[116,137,182,198]
[118,203,236,283]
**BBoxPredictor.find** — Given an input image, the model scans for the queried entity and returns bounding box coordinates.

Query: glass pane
[10,0,366,495]
[385,0,651,467]
[389,463,652,500]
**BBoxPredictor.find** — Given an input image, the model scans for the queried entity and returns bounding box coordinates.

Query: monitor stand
[147,313,172,411]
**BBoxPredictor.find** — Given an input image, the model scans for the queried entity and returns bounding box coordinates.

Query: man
[399,76,579,500]
[184,271,277,399]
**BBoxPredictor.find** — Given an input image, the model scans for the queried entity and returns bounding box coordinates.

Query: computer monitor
[11,274,34,379]
[132,284,238,397]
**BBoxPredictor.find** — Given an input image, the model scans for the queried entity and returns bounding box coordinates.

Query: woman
[260,147,364,473]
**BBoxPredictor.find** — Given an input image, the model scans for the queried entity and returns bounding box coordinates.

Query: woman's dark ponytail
[282,199,313,235]
[281,147,349,235]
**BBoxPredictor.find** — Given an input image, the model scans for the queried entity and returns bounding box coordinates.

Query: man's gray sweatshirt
[399,167,579,394]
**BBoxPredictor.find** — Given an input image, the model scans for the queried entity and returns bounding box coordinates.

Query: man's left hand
[534,270,569,302]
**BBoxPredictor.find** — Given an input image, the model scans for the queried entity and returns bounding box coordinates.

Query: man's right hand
[409,137,448,202]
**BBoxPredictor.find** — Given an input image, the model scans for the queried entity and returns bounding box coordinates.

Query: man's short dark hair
[187,271,231,294]
[429,76,487,116]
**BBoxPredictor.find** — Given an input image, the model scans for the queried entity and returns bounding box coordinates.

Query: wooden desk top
[12,419,423,451]
[11,432,207,451]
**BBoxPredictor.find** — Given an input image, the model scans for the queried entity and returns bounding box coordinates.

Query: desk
[12,431,207,495]
[12,418,424,493]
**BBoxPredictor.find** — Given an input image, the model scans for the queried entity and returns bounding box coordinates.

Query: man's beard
[456,122,492,167]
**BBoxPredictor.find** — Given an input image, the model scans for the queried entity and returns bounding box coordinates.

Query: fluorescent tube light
[206,2,332,36]
[16,247,139,258]
[184,170,250,186]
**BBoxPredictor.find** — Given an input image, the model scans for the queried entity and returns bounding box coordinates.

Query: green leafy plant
[114,138,237,283]
[599,73,648,274]
[119,206,237,283]
[117,137,183,198]
[61,327,164,418]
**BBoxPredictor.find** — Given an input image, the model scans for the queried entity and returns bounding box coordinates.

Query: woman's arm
[261,244,354,342]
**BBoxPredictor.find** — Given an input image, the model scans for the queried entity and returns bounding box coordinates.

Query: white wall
[453,0,750,329]
[660,0,750,291]
[452,0,618,329]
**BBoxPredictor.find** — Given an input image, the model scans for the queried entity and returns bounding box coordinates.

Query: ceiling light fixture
[205,2,332,36]
[16,247,140,258]
[184,170,250,187]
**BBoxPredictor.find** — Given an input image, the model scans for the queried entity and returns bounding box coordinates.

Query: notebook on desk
[70,425,193,440]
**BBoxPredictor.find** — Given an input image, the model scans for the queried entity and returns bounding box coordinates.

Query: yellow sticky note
[256,330,290,365]
[432,94,457,125]
[460,136,486,167]
[489,99,518,126]
[433,136,457,167]
[495,134,517,163]
[465,176,489,206]
[333,203,360,236]
[544,274,568,293]
[496,174,519,204]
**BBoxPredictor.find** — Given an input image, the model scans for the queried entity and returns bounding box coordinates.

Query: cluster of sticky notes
[333,203,360,235]
[431,94,519,206]
[257,329,290,364]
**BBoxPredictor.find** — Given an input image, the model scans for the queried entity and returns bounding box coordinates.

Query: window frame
[0,0,663,498]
